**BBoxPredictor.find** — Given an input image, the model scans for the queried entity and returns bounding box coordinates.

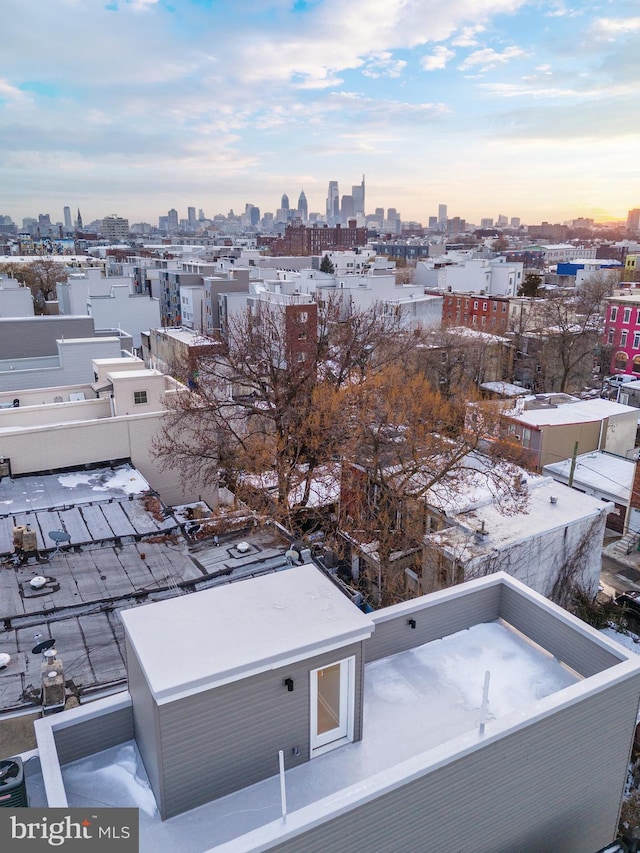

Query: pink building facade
[604,293,640,374]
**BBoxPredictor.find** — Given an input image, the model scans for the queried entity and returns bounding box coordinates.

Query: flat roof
[543,452,634,505]
[121,564,374,702]
[510,398,637,427]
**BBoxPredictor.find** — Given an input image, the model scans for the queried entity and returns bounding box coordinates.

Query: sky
[1,0,639,227]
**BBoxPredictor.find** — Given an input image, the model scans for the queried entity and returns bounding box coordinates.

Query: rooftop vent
[550,495,558,504]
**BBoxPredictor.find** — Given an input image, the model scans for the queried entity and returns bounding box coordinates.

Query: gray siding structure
[0,315,95,358]
[33,571,640,852]
[121,564,373,820]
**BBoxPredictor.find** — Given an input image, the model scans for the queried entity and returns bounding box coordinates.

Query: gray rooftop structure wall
[126,636,365,820]
[0,315,95,358]
[266,672,640,853]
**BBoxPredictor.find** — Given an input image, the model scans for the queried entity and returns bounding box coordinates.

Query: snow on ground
[63,743,157,817]
[601,626,640,654]
[57,466,149,495]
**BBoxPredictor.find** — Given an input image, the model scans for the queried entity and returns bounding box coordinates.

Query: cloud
[362,52,407,79]
[451,25,485,47]
[458,46,527,72]
[421,46,455,71]
[592,17,640,39]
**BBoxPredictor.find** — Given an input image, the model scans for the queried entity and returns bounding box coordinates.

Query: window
[502,303,507,312]
[634,356,640,373]
[615,351,628,371]
[493,302,497,311]
[522,427,532,449]
[610,306,618,321]
[621,331,628,347]
[472,316,477,325]
[473,300,479,309]
[481,316,486,326]
[133,390,148,405]
[608,329,615,345]
[298,331,308,340]
[456,299,461,307]
[624,308,632,324]
[297,311,308,323]
[296,352,306,362]
[483,302,487,311]
[634,332,640,349]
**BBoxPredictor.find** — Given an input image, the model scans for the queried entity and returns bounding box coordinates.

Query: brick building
[440,292,511,332]
[263,222,367,256]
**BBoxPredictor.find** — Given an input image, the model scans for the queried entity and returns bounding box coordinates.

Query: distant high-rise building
[341,195,354,221]
[198,209,205,221]
[352,175,365,216]
[497,214,508,227]
[76,209,83,231]
[428,216,438,230]
[297,190,308,221]
[281,193,290,211]
[167,208,179,232]
[628,209,640,234]
[326,181,339,222]
[510,217,521,228]
[187,207,196,224]
[101,214,130,242]
[480,218,494,228]
[63,206,72,231]
[374,207,385,219]
[438,204,447,230]
[387,208,401,221]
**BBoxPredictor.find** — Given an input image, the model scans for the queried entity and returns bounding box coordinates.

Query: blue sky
[1,0,639,226]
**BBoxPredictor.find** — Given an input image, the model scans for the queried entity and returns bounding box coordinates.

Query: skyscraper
[341,195,354,221]
[352,175,365,216]
[628,209,640,234]
[63,206,72,231]
[76,209,83,231]
[297,190,308,221]
[187,207,196,224]
[438,204,447,231]
[167,208,179,232]
[281,193,290,211]
[326,181,339,222]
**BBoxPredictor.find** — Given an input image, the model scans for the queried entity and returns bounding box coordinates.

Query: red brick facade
[263,223,367,256]
[441,293,510,332]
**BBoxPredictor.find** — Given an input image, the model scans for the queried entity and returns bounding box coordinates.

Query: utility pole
[568,441,579,488]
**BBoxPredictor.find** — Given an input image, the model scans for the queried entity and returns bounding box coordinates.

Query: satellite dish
[32,638,56,655]
[48,530,70,544]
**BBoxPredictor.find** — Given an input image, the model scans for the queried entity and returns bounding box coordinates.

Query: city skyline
[2,0,639,224]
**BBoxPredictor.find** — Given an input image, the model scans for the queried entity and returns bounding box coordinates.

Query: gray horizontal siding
[500,584,623,677]
[268,671,640,853]
[157,642,363,820]
[126,639,164,811]
[0,316,95,359]
[365,584,502,663]
[54,706,133,765]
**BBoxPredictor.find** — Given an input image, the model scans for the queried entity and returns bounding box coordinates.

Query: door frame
[309,655,356,758]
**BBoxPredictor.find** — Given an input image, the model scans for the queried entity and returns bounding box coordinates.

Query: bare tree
[152,297,415,531]
[0,259,68,312]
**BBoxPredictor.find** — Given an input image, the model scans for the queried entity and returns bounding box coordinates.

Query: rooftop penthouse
[23,568,640,852]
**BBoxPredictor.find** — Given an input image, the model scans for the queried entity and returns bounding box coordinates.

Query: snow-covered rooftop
[59,619,582,852]
[543,451,634,505]
[509,397,637,427]
[426,477,611,560]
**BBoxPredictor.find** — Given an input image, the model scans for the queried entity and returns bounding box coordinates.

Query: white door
[310,656,355,757]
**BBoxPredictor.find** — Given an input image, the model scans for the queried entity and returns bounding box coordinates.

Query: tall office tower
[497,214,508,227]
[480,218,494,228]
[628,209,640,234]
[63,206,72,231]
[297,189,308,221]
[187,206,196,224]
[326,181,339,222]
[167,208,179,231]
[438,204,447,231]
[281,193,290,212]
[428,216,438,230]
[198,209,205,221]
[352,175,365,216]
[374,207,385,219]
[510,217,521,228]
[341,194,354,221]
[76,209,83,230]
[249,205,260,227]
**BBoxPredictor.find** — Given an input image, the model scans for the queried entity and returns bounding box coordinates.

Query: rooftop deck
[53,619,579,852]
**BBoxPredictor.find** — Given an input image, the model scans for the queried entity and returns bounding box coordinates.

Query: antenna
[48,529,71,557]
[32,638,56,656]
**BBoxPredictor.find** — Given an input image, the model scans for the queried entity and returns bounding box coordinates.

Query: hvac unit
[0,757,28,807]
